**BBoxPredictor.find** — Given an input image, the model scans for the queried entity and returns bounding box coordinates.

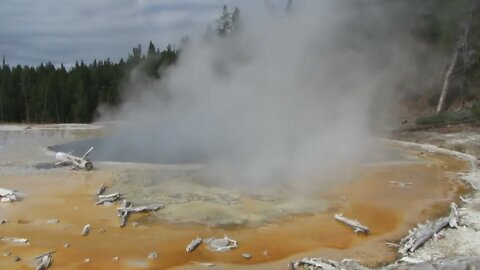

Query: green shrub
[415,110,473,125]
[415,113,449,125]
[472,101,480,120]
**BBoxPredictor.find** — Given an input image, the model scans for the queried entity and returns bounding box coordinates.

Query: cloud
[0,0,255,65]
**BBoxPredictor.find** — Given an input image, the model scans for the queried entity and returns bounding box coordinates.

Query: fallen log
[289,257,370,270]
[192,262,215,267]
[186,237,202,253]
[35,252,53,270]
[82,224,91,236]
[117,204,164,213]
[98,193,123,199]
[334,213,369,234]
[0,188,17,202]
[117,200,132,227]
[118,210,128,227]
[33,251,56,260]
[387,256,480,270]
[289,258,337,270]
[116,202,163,227]
[96,184,106,196]
[96,193,123,205]
[0,237,29,245]
[398,202,458,255]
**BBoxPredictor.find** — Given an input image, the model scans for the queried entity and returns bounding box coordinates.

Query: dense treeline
[0,4,245,124]
[0,42,178,123]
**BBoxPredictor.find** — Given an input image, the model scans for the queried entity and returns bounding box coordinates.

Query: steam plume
[97,1,439,190]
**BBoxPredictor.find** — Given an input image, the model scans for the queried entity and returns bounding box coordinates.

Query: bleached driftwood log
[33,251,56,260]
[82,224,91,236]
[117,200,131,227]
[96,184,106,196]
[34,251,55,270]
[0,237,29,245]
[98,193,121,199]
[192,262,215,267]
[96,193,123,205]
[117,204,164,213]
[0,188,17,202]
[289,257,370,270]
[399,202,459,255]
[289,258,338,270]
[334,213,369,234]
[393,256,480,270]
[116,201,164,227]
[186,237,202,253]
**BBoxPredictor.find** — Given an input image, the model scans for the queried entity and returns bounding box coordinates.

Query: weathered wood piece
[98,193,122,199]
[399,257,425,264]
[35,252,54,270]
[1,237,29,245]
[33,251,56,260]
[55,146,94,171]
[192,262,215,267]
[289,258,370,270]
[0,188,17,202]
[387,256,480,270]
[96,184,106,196]
[118,210,128,227]
[242,253,252,259]
[386,242,400,248]
[82,224,91,236]
[334,213,369,234]
[117,200,132,227]
[117,204,164,213]
[399,202,458,255]
[186,237,202,253]
[116,201,163,227]
[96,193,123,205]
[289,257,338,270]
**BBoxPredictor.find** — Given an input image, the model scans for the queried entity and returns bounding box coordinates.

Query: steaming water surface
[49,137,408,165]
[50,137,206,164]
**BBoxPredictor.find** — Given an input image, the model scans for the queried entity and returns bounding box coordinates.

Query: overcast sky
[0,0,280,66]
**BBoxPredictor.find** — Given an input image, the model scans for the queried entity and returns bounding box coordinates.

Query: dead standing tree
[436,0,478,113]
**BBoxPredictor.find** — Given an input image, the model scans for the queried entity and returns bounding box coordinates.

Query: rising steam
[96,1,440,190]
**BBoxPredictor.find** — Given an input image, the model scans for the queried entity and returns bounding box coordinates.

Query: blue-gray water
[49,137,208,164]
[50,137,406,165]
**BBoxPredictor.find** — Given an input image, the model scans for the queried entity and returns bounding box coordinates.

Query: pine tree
[147,41,157,58]
[216,5,233,37]
[232,7,244,34]
[285,0,293,14]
